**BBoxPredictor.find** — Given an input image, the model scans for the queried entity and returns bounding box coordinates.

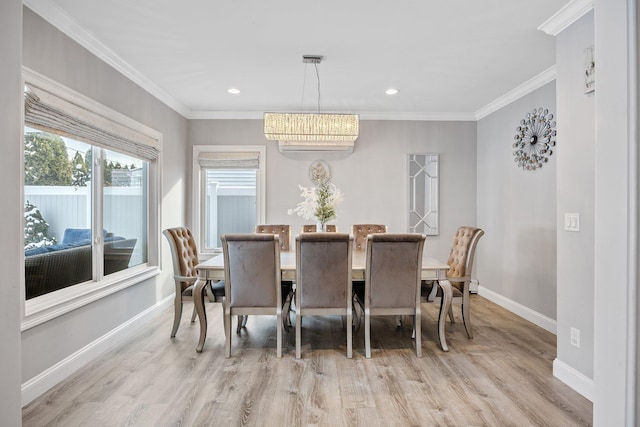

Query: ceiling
[25,0,570,120]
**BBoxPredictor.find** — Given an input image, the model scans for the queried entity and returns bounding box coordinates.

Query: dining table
[193,250,454,353]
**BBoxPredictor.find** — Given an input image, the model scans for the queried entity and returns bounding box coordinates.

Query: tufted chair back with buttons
[164,227,199,292]
[302,224,337,232]
[446,226,484,279]
[163,227,225,338]
[351,224,387,251]
[255,225,291,251]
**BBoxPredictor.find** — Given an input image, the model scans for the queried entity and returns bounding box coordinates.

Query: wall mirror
[408,154,439,235]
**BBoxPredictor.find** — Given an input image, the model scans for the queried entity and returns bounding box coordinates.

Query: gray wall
[0,0,24,424]
[189,119,478,259]
[592,0,637,422]
[476,82,557,319]
[555,11,595,380]
[21,7,188,384]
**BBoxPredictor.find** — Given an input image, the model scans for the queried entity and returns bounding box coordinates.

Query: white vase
[316,221,326,232]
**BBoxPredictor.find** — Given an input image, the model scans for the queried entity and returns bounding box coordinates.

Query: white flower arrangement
[287,179,344,229]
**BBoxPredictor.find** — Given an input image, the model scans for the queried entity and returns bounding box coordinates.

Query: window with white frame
[193,146,265,255]
[22,68,161,324]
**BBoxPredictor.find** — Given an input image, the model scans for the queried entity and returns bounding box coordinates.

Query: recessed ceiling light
[228,88,240,94]
[385,88,399,95]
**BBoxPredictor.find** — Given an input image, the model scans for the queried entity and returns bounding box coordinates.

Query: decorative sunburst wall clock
[513,108,557,171]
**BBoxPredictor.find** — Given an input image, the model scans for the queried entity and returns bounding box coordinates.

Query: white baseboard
[477,286,557,334]
[21,295,173,407]
[553,358,594,401]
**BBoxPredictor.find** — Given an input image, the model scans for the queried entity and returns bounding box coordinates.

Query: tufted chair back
[255,225,291,251]
[302,224,337,232]
[446,226,484,279]
[163,227,199,292]
[351,224,387,251]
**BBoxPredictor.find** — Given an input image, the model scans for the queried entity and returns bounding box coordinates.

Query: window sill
[21,264,160,331]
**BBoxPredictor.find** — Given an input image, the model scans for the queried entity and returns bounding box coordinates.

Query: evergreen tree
[24,132,72,186]
[24,200,57,249]
[71,151,89,188]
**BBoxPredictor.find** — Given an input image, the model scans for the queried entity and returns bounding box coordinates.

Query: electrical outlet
[570,327,581,348]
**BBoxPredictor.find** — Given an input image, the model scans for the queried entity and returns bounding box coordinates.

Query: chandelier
[263,56,359,152]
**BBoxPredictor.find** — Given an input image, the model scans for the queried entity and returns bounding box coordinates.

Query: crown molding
[358,111,477,121]
[189,110,477,121]
[188,110,265,120]
[538,0,594,36]
[474,65,557,120]
[23,0,191,118]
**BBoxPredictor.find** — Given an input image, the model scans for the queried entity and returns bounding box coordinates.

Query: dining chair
[295,232,353,359]
[422,226,484,338]
[302,224,337,232]
[255,224,294,328]
[163,227,225,338]
[255,224,290,251]
[363,233,426,358]
[221,233,283,358]
[351,224,387,330]
[351,224,388,252]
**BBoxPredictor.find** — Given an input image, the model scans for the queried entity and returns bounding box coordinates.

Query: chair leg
[462,283,473,339]
[295,309,302,359]
[190,305,197,323]
[225,307,232,358]
[415,307,422,358]
[221,300,227,339]
[276,311,282,358]
[171,298,183,338]
[448,304,455,323]
[236,315,248,334]
[365,308,371,358]
[347,310,353,359]
[282,292,292,329]
[353,294,363,331]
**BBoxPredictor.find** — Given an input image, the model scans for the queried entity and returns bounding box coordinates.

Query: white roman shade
[23,81,160,160]
[197,151,260,169]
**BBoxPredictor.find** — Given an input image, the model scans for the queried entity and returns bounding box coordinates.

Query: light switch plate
[564,213,580,232]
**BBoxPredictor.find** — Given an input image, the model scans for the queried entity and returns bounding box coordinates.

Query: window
[22,68,161,325]
[193,146,265,255]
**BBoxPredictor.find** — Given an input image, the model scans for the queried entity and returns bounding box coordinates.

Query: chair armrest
[174,275,197,284]
[446,275,471,284]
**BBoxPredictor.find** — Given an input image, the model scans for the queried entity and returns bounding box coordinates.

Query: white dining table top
[196,250,450,281]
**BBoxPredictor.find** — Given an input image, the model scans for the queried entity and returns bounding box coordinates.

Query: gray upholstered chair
[163,227,225,338]
[302,224,337,232]
[363,233,426,358]
[295,232,353,359]
[221,233,283,358]
[255,224,294,328]
[422,226,484,338]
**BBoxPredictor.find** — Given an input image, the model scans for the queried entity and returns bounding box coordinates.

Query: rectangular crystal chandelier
[263,112,359,142]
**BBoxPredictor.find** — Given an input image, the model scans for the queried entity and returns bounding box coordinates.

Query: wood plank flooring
[23,296,592,426]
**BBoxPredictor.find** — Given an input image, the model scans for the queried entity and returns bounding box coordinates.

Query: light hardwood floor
[23,296,592,426]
